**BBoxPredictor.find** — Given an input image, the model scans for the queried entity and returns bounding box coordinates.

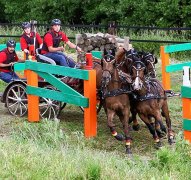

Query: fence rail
[1,23,191,44]
[0,35,189,44]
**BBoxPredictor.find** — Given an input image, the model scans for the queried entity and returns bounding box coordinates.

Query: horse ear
[101,58,103,67]
[103,48,108,56]
[101,58,107,67]
[111,59,116,66]
[123,48,127,52]
[111,48,116,57]
[154,57,158,64]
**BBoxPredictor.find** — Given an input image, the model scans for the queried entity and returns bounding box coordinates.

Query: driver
[0,40,24,83]
[41,19,82,67]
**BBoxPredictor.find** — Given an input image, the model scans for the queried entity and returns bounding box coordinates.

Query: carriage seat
[36,48,56,65]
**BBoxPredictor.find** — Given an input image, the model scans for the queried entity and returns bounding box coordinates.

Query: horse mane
[115,48,125,63]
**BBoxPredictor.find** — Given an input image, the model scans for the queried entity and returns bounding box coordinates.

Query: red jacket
[41,30,69,54]
[20,32,43,51]
[0,48,19,72]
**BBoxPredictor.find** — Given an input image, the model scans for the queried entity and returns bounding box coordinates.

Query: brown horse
[116,48,157,78]
[101,56,133,154]
[130,60,175,148]
[115,48,159,131]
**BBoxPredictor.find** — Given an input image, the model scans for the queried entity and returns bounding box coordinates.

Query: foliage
[1,0,191,28]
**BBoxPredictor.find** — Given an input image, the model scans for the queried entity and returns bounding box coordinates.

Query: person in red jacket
[41,19,82,67]
[0,40,23,83]
[20,21,43,56]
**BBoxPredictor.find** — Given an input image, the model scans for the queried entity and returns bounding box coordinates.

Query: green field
[0,56,191,179]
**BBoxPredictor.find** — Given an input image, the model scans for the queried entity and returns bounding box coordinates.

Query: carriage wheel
[39,85,62,120]
[5,83,28,117]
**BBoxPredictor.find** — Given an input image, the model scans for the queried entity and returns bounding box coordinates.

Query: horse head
[103,48,116,62]
[141,51,158,78]
[101,53,116,87]
[131,60,146,91]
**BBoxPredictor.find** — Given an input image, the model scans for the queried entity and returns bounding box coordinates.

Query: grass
[0,119,190,179]
[0,27,191,178]
[0,60,190,179]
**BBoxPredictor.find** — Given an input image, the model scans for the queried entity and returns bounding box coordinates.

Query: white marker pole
[183,66,191,86]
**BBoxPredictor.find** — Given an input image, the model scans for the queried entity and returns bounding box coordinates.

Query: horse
[115,48,160,131]
[116,48,158,79]
[101,55,133,154]
[130,60,175,148]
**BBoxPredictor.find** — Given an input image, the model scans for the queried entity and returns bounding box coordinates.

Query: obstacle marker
[181,66,191,143]
[161,43,191,90]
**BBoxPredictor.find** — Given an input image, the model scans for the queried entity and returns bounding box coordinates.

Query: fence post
[84,53,97,137]
[182,97,191,143]
[26,60,39,122]
[161,46,171,90]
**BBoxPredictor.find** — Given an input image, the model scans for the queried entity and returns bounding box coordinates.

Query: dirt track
[0,101,18,136]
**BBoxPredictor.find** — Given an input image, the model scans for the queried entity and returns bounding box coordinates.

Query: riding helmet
[21,22,31,29]
[6,40,16,48]
[51,19,61,26]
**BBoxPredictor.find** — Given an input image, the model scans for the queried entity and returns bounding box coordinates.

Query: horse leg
[119,108,132,154]
[161,101,175,144]
[139,113,162,149]
[149,116,167,138]
[107,109,125,141]
[154,121,167,139]
[129,106,140,131]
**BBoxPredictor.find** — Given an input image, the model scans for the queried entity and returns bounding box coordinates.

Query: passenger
[41,19,82,67]
[20,21,43,56]
[0,40,24,83]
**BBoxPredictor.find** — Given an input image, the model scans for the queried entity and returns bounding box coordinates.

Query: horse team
[95,48,175,155]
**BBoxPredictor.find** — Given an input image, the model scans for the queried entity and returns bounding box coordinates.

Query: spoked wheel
[39,85,62,120]
[5,83,28,117]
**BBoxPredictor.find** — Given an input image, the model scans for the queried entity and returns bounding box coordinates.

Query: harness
[102,87,131,99]
[101,68,132,99]
[131,80,167,101]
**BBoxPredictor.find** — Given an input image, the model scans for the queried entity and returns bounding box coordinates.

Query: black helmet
[7,40,16,48]
[51,19,61,26]
[21,22,31,29]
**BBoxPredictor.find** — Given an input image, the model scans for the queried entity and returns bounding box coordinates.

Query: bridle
[144,54,156,78]
[131,61,147,91]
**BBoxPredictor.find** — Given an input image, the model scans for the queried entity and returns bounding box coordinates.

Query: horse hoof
[157,131,167,139]
[168,136,175,145]
[132,124,140,131]
[114,134,125,141]
[128,126,133,131]
[154,141,162,149]
[126,145,132,155]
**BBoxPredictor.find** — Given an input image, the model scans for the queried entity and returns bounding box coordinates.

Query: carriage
[0,48,103,119]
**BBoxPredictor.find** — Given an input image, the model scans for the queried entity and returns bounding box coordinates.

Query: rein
[101,67,131,99]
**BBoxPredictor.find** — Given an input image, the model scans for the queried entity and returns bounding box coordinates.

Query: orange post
[160,46,171,90]
[84,69,97,137]
[182,98,191,119]
[184,131,191,143]
[26,58,39,122]
[182,98,191,142]
[85,53,93,70]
